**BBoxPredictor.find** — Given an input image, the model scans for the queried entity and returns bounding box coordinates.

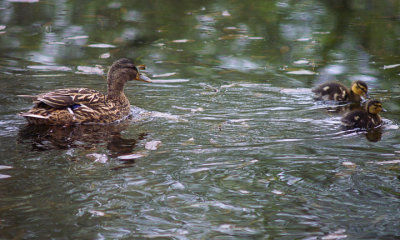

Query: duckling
[341,100,386,130]
[312,80,368,102]
[19,58,151,125]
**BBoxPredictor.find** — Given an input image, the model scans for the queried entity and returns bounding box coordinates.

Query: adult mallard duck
[312,80,368,102]
[341,100,386,130]
[19,58,151,125]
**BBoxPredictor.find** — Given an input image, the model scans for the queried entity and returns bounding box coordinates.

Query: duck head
[107,58,151,98]
[351,80,369,99]
[366,100,386,115]
[108,58,151,83]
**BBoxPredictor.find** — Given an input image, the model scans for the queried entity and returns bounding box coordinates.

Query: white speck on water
[118,152,147,160]
[271,190,284,195]
[27,65,72,72]
[171,39,194,43]
[222,10,231,17]
[293,59,310,65]
[383,63,400,70]
[286,69,316,75]
[145,140,162,150]
[152,72,177,78]
[373,160,400,165]
[87,43,116,48]
[76,66,104,75]
[87,153,108,163]
[0,174,11,179]
[66,35,88,40]
[0,165,12,170]
[99,53,111,59]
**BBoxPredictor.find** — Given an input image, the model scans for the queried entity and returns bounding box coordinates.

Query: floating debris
[99,53,111,59]
[322,229,347,240]
[342,161,356,168]
[152,72,177,78]
[87,43,116,48]
[271,190,284,195]
[27,65,72,72]
[48,41,66,45]
[150,79,190,83]
[76,66,104,75]
[293,59,310,65]
[296,37,312,42]
[171,39,194,43]
[87,153,108,163]
[374,160,400,165]
[66,35,88,40]
[223,26,241,33]
[199,83,219,92]
[173,106,204,112]
[117,152,148,160]
[0,165,12,170]
[182,137,195,145]
[221,10,231,17]
[89,210,106,217]
[0,174,11,179]
[286,69,317,75]
[8,0,38,2]
[218,34,246,40]
[383,63,400,70]
[170,182,185,190]
[247,36,264,40]
[145,140,162,150]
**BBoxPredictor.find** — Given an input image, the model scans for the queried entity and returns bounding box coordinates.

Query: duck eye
[124,65,138,72]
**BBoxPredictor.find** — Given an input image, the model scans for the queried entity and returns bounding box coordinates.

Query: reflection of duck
[17,121,147,154]
[19,58,151,125]
[324,103,363,115]
[312,80,368,102]
[341,100,385,130]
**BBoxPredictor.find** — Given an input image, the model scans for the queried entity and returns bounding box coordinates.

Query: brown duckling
[312,80,368,102]
[19,58,151,125]
[341,100,386,130]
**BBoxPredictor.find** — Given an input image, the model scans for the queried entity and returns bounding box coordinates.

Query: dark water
[1,0,400,239]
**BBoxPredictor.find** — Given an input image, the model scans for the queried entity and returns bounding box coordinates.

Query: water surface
[1,0,400,239]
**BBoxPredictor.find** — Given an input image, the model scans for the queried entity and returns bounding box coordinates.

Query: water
[1,0,400,239]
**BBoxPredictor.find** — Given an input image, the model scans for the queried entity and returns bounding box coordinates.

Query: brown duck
[341,100,386,130]
[312,80,368,102]
[19,58,151,125]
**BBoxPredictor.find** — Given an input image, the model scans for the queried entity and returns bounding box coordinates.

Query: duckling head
[351,80,368,99]
[366,100,386,115]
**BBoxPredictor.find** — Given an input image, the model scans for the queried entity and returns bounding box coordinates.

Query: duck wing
[27,88,105,108]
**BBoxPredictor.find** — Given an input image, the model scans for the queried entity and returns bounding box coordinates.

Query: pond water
[1,0,400,239]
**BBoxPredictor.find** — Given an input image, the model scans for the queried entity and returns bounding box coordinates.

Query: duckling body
[341,100,385,130]
[312,80,368,102]
[19,58,151,125]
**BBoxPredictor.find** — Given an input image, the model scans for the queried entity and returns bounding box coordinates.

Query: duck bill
[135,73,152,83]
[381,108,387,112]
[362,92,370,100]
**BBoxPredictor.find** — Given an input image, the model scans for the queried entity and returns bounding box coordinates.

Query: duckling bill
[341,100,385,130]
[312,80,368,102]
[19,58,151,125]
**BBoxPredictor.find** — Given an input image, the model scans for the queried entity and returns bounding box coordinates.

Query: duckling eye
[357,84,367,92]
